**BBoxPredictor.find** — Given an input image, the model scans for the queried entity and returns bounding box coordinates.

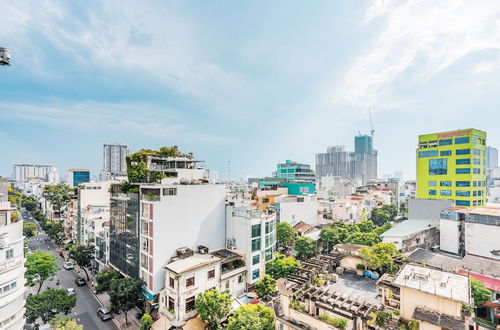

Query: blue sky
[1,0,500,181]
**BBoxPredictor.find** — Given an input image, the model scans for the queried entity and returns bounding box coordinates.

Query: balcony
[220,259,246,280]
[0,256,24,274]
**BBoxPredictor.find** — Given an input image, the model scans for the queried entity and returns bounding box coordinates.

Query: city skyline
[2,1,500,181]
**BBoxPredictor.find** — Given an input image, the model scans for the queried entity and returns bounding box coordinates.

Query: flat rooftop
[380,219,438,238]
[394,264,470,304]
[327,272,380,305]
[166,253,220,274]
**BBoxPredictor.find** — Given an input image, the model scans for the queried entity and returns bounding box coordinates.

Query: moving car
[97,307,113,321]
[66,288,75,295]
[74,277,86,286]
[63,262,74,270]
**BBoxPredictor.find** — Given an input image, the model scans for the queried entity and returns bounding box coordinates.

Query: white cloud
[331,0,500,110]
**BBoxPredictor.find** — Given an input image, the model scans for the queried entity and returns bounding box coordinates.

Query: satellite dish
[0,48,11,66]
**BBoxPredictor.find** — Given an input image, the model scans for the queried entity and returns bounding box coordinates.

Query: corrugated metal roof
[380,219,439,238]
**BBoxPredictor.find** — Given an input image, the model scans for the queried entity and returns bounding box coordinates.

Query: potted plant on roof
[356,263,366,276]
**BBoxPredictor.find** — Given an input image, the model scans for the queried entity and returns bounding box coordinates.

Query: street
[25,210,118,330]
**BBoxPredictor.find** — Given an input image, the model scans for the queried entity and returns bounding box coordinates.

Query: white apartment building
[12,164,56,182]
[274,194,318,226]
[102,143,128,180]
[138,181,226,299]
[225,206,277,284]
[317,176,356,198]
[159,247,246,327]
[0,201,26,329]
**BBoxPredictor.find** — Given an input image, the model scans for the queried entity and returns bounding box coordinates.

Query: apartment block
[67,169,90,188]
[416,128,487,207]
[274,194,318,226]
[276,160,315,182]
[12,164,57,183]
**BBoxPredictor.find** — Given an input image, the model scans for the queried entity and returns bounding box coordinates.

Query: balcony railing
[0,256,23,274]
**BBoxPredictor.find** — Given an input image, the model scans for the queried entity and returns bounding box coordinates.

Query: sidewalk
[81,269,141,330]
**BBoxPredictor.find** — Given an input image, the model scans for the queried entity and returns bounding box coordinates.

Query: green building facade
[416,129,487,207]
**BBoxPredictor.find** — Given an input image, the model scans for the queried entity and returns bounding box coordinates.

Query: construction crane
[369,106,375,137]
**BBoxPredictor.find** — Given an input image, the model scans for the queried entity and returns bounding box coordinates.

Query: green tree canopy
[345,231,381,246]
[22,196,38,212]
[140,313,153,330]
[23,222,38,237]
[195,289,232,329]
[25,249,58,293]
[370,208,391,227]
[42,183,72,218]
[46,222,63,242]
[127,162,148,183]
[96,269,121,293]
[109,277,143,325]
[25,288,77,324]
[254,275,276,300]
[226,304,275,330]
[471,278,492,308]
[276,222,296,246]
[50,316,83,330]
[69,244,95,281]
[294,236,316,260]
[266,254,300,280]
[359,243,401,272]
[319,226,349,252]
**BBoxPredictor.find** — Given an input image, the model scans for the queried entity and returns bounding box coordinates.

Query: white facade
[225,206,276,284]
[0,202,26,330]
[464,222,500,260]
[159,249,246,327]
[13,164,56,183]
[275,195,318,226]
[102,143,128,178]
[139,183,226,295]
[317,176,355,198]
[439,218,461,255]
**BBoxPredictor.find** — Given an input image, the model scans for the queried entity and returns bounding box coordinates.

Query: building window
[456,181,471,187]
[428,190,437,196]
[251,238,261,252]
[429,159,447,175]
[473,191,477,197]
[428,181,436,186]
[456,191,470,197]
[473,158,481,165]
[472,168,480,174]
[456,158,471,165]
[252,254,260,265]
[225,281,230,290]
[168,297,175,313]
[0,213,7,226]
[456,200,471,206]
[169,277,175,288]
[440,150,452,156]
[456,149,471,155]
[440,181,452,187]
[5,249,13,259]
[456,168,470,174]
[440,190,452,196]
[439,139,453,146]
[162,188,177,196]
[185,296,195,313]
[252,269,260,281]
[454,137,470,144]
[238,274,244,283]
[207,270,215,279]
[265,248,273,261]
[473,149,481,155]
[251,224,261,238]
[419,150,438,158]
[265,221,274,234]
[265,234,274,248]
[186,277,195,288]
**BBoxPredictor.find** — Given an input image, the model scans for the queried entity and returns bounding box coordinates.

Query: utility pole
[0,48,11,66]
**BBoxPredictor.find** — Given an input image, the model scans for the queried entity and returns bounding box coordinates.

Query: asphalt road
[25,209,118,330]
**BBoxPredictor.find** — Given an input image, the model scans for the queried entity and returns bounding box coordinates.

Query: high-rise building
[276,160,315,181]
[486,146,498,169]
[416,128,487,207]
[67,169,91,187]
[0,201,26,329]
[103,143,128,179]
[315,135,378,184]
[12,164,57,182]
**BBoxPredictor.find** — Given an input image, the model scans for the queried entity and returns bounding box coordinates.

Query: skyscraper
[416,129,486,207]
[486,146,498,169]
[67,169,90,187]
[103,143,128,178]
[315,146,351,178]
[12,164,57,182]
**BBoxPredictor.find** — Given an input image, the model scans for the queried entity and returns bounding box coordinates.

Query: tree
[266,254,300,280]
[127,162,149,183]
[226,303,275,330]
[22,196,38,212]
[50,316,83,330]
[254,275,276,300]
[345,231,381,246]
[381,204,398,220]
[96,269,121,293]
[356,220,375,233]
[42,183,71,219]
[370,208,390,226]
[276,222,296,246]
[359,243,401,272]
[11,211,20,222]
[109,277,143,325]
[69,244,95,281]
[46,222,63,242]
[294,236,316,260]
[25,249,58,294]
[140,313,153,330]
[471,278,492,308]
[23,222,38,237]
[25,288,77,324]
[320,226,348,252]
[195,289,232,329]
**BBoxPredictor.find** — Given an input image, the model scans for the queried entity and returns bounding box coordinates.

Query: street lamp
[0,47,11,66]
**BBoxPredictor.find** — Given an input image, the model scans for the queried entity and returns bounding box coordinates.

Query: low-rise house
[158,247,246,328]
[274,194,318,226]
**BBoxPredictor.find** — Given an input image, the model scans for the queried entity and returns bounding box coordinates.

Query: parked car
[63,262,74,270]
[66,288,75,296]
[74,277,86,286]
[97,307,113,321]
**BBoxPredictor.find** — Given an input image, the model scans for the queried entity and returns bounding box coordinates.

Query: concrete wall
[277,196,318,226]
[439,219,460,255]
[465,222,500,260]
[408,199,453,220]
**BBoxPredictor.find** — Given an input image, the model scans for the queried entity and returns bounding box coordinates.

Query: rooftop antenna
[369,106,375,137]
[228,160,231,183]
